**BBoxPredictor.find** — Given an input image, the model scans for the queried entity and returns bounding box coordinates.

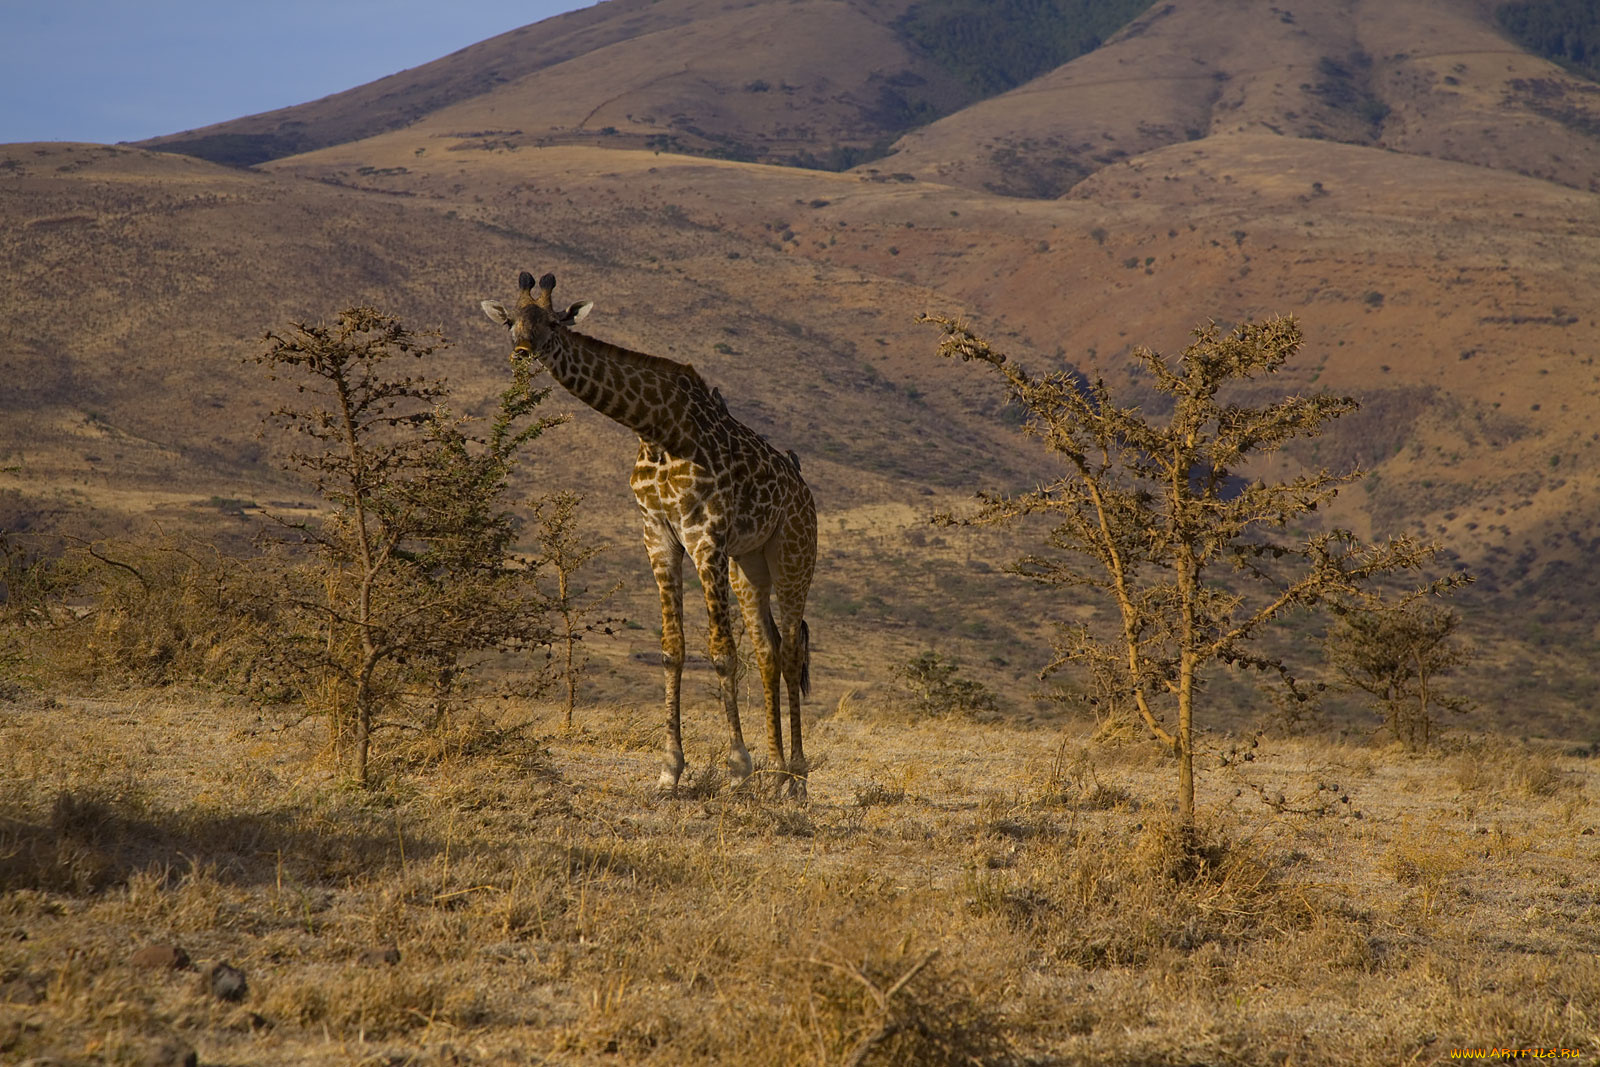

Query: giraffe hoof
[784,758,809,800]
[727,747,753,781]
[658,752,685,794]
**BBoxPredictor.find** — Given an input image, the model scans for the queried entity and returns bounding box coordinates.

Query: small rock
[208,961,248,1002]
[140,1041,198,1067]
[224,1007,272,1032]
[0,975,45,1005]
[358,944,401,966]
[129,945,190,970]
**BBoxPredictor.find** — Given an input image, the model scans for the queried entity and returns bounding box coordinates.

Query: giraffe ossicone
[482,270,818,796]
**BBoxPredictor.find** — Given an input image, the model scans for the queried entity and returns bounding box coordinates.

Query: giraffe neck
[537,328,712,459]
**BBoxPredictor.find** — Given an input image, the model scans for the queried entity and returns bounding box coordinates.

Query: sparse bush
[256,307,565,783]
[531,490,622,729]
[893,650,1000,719]
[1327,600,1471,751]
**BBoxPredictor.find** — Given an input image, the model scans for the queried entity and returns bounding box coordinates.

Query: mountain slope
[134,1,1182,173]
[882,0,1600,196]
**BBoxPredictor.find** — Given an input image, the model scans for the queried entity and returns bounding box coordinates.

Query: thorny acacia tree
[258,307,564,784]
[923,313,1464,823]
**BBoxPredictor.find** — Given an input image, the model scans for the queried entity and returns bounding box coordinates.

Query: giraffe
[482,271,818,796]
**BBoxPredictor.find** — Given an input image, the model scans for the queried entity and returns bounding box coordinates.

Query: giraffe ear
[561,301,594,326]
[480,300,513,327]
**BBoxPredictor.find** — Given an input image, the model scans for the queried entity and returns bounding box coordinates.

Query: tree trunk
[1175,544,1198,826]
[1415,650,1431,750]
[1177,650,1195,824]
[564,630,576,729]
[560,569,575,729]
[354,645,379,786]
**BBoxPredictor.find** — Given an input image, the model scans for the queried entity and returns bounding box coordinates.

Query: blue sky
[0,1,592,145]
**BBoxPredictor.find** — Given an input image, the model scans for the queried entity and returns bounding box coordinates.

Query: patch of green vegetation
[150,132,313,168]
[786,139,897,172]
[1497,0,1600,83]
[1312,53,1390,134]
[895,0,1156,97]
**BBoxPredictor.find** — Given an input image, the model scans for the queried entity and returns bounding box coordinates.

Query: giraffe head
[480,271,594,356]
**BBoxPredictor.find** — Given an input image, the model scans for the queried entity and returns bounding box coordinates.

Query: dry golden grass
[2,688,1596,1065]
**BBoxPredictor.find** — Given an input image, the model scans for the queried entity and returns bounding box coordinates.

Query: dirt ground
[2,688,1597,1066]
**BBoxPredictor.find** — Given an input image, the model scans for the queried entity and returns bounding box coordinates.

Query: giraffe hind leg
[697,547,751,783]
[800,619,811,698]
[734,554,785,790]
[773,613,810,799]
[768,534,814,800]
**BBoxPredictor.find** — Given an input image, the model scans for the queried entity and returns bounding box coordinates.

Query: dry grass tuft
[259,966,486,1040]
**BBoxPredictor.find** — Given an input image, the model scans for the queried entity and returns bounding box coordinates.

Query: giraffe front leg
[695,548,751,783]
[644,519,687,793]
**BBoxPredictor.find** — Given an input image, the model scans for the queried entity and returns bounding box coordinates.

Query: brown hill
[135,0,974,168]
[5,0,1600,737]
[883,0,1600,196]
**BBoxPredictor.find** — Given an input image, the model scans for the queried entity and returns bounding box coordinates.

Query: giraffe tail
[800,619,811,698]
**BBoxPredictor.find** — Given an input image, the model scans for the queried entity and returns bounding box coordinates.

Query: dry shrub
[1383,819,1469,919]
[891,651,1002,721]
[1033,740,1136,811]
[785,945,1011,1067]
[1449,743,1572,799]
[386,707,554,776]
[979,816,1321,970]
[554,855,1015,1066]
[27,536,284,693]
